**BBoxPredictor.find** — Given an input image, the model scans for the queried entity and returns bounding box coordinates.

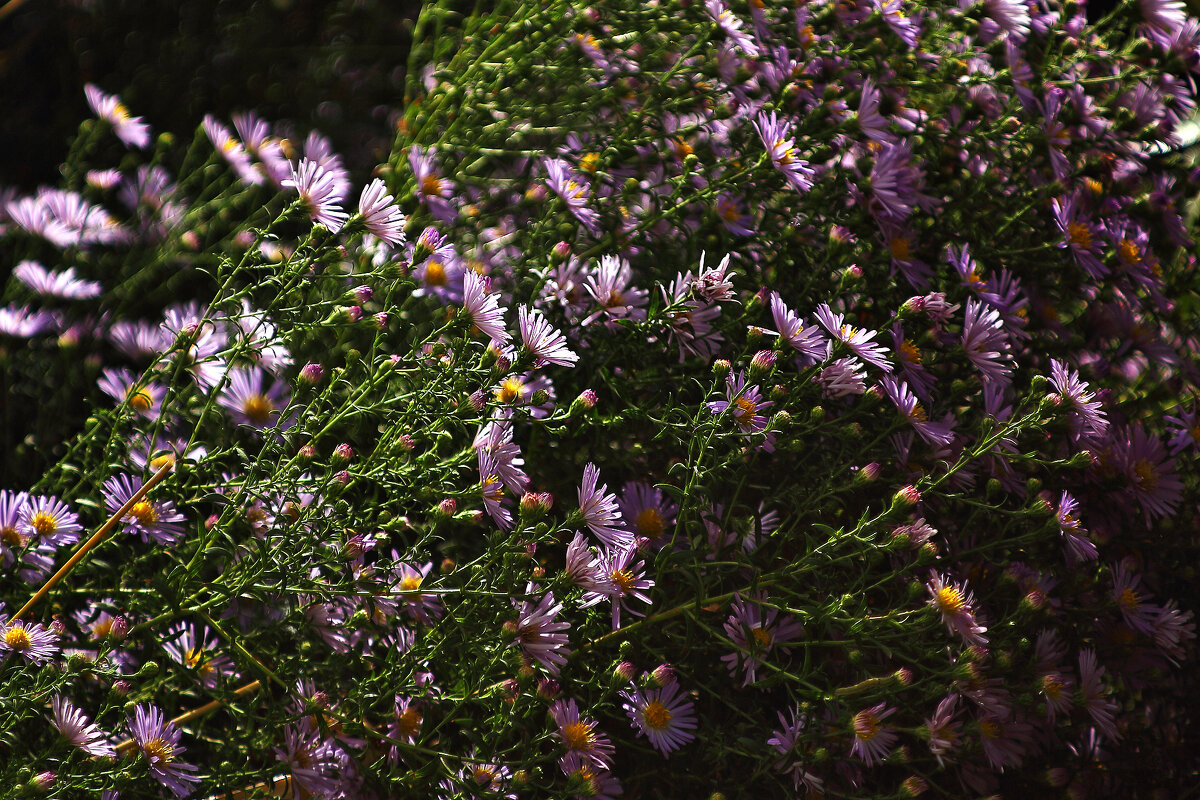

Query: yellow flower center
[1067,221,1093,249]
[30,512,57,539]
[150,453,176,471]
[242,393,274,425]
[899,339,921,364]
[853,710,880,740]
[401,575,423,592]
[733,396,757,425]
[889,235,911,261]
[1117,239,1140,265]
[1042,674,1064,699]
[642,700,672,730]
[396,707,422,738]
[184,646,204,669]
[909,403,929,423]
[750,627,773,649]
[141,737,175,762]
[1190,424,1200,444]
[1132,458,1159,491]
[773,139,795,165]
[126,385,154,411]
[472,766,497,785]
[128,500,158,528]
[978,719,1001,739]
[610,568,635,594]
[483,475,504,501]
[4,627,32,650]
[1118,587,1141,612]
[635,508,664,539]
[562,720,595,751]
[934,586,965,613]
[579,152,601,174]
[0,525,23,548]
[495,376,526,404]
[92,618,114,639]
[421,175,442,196]
[424,260,447,287]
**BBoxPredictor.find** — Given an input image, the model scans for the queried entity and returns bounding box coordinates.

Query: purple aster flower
[768,707,825,796]
[510,584,571,675]
[1049,359,1108,444]
[693,252,736,304]
[924,694,961,766]
[977,710,1034,770]
[550,698,614,770]
[1055,491,1097,563]
[84,84,150,148]
[1052,194,1107,278]
[961,299,1012,386]
[13,261,102,299]
[162,622,236,688]
[721,592,805,685]
[621,682,697,758]
[409,144,457,224]
[108,319,172,360]
[890,323,935,401]
[0,305,57,338]
[202,115,262,186]
[357,178,406,244]
[283,158,349,231]
[474,420,529,495]
[926,572,988,646]
[578,463,629,548]
[867,140,935,221]
[1114,424,1183,522]
[881,375,954,446]
[849,703,898,766]
[1077,649,1119,742]
[19,495,82,549]
[390,560,443,625]
[462,270,509,345]
[583,254,648,327]
[519,306,579,368]
[51,695,116,757]
[544,157,601,234]
[616,481,677,548]
[274,717,347,798]
[1164,404,1200,453]
[102,473,185,546]
[714,193,754,236]
[1111,561,1159,636]
[818,357,868,399]
[753,111,814,193]
[875,0,920,48]
[858,78,896,144]
[1141,0,1188,31]
[588,543,654,629]
[412,249,465,305]
[705,0,760,55]
[216,367,292,430]
[707,369,773,436]
[769,293,826,361]
[985,0,1031,38]
[386,696,422,764]
[661,271,725,361]
[0,490,29,564]
[564,532,610,596]
[232,111,291,186]
[0,619,59,665]
[814,303,891,371]
[479,450,513,530]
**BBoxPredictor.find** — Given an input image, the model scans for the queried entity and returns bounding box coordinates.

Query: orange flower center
[126,385,154,411]
[30,512,57,538]
[634,508,664,539]
[579,152,601,174]
[401,575,423,592]
[0,525,23,548]
[421,175,442,196]
[4,627,32,650]
[889,235,911,261]
[424,260,447,287]
[562,720,595,751]
[642,700,672,730]
[853,710,880,741]
[1067,221,1092,249]
[396,707,422,738]
[128,500,158,528]
[1132,458,1159,491]
[733,396,757,424]
[899,339,921,364]
[141,737,175,763]
[242,394,274,425]
[610,568,635,594]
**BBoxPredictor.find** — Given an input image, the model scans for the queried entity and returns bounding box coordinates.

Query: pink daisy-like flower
[753,111,814,193]
[544,157,601,235]
[510,584,571,675]
[849,703,898,766]
[357,178,406,244]
[202,115,262,187]
[232,111,291,186]
[616,481,677,548]
[767,706,825,797]
[518,306,579,368]
[19,495,82,549]
[926,572,988,646]
[818,357,868,399]
[283,158,349,231]
[550,698,615,770]
[102,473,185,546]
[1049,359,1108,444]
[814,304,891,371]
[386,696,423,765]
[462,270,509,345]
[13,261,102,299]
[769,293,827,361]
[961,299,1012,386]
[98,367,165,420]
[216,367,292,430]
[479,450,513,530]
[0,489,29,564]
[621,682,697,758]
[721,592,805,685]
[162,622,236,689]
[924,694,961,767]
[705,0,759,55]
[578,463,629,549]
[0,619,59,665]
[51,695,116,757]
[1055,491,1097,564]
[410,144,457,223]
[474,419,529,495]
[881,375,954,446]
[587,543,654,630]
[84,84,150,148]
[583,254,649,327]
[707,369,773,435]
[0,305,57,338]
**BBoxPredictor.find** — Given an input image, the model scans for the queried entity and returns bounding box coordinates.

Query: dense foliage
[1,0,1199,797]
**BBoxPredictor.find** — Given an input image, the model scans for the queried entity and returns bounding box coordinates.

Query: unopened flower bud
[713,359,731,379]
[333,470,351,485]
[299,362,325,385]
[613,660,636,684]
[332,443,355,466]
[854,462,880,485]
[440,557,456,574]
[436,498,458,517]
[352,285,374,304]
[341,305,362,323]
[749,349,776,379]
[899,776,928,797]
[29,772,55,792]
[648,663,676,688]
[520,492,543,516]
[374,312,389,329]
[109,616,129,642]
[298,443,317,462]
[551,241,572,262]
[537,678,560,699]
[398,434,416,452]
[531,389,551,406]
[892,485,921,510]
[111,679,131,696]
[570,389,597,416]
[468,390,486,411]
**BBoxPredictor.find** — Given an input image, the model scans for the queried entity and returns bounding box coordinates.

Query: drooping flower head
[283,158,350,231]
[510,584,571,675]
[127,704,202,797]
[753,111,814,193]
[85,84,150,148]
[849,703,898,766]
[51,695,116,758]
[357,178,406,244]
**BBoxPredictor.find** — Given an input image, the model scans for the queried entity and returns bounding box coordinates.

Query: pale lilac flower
[849,703,897,766]
[519,306,579,368]
[882,375,954,446]
[510,584,571,675]
[1111,561,1159,636]
[232,111,291,186]
[621,682,697,757]
[578,463,629,548]
[868,140,935,221]
[961,299,1012,385]
[818,357,867,398]
[986,0,1032,38]
[545,157,601,234]
[1141,0,1188,31]
[926,572,988,646]
[202,115,262,186]
[551,698,614,770]
[0,305,56,338]
[357,178,406,244]
[587,544,653,630]
[14,261,102,299]
[693,252,736,303]
[1077,649,1120,742]
[875,0,920,47]
[162,622,236,688]
[705,0,760,55]
[462,270,509,345]
[1049,359,1108,444]
[274,717,346,798]
[479,450,513,530]
[721,592,805,685]
[708,370,773,438]
[474,420,529,495]
[85,84,150,148]
[0,619,58,665]
[19,495,82,548]
[616,481,677,547]
[410,144,457,223]
[217,367,292,430]
[661,271,724,361]
[583,254,648,326]
[767,706,825,796]
[769,293,826,361]
[1055,492,1097,563]
[102,474,185,546]
[51,695,116,757]
[283,158,349,231]
[814,303,891,371]
[753,111,814,193]
[858,79,896,144]
[924,694,961,766]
